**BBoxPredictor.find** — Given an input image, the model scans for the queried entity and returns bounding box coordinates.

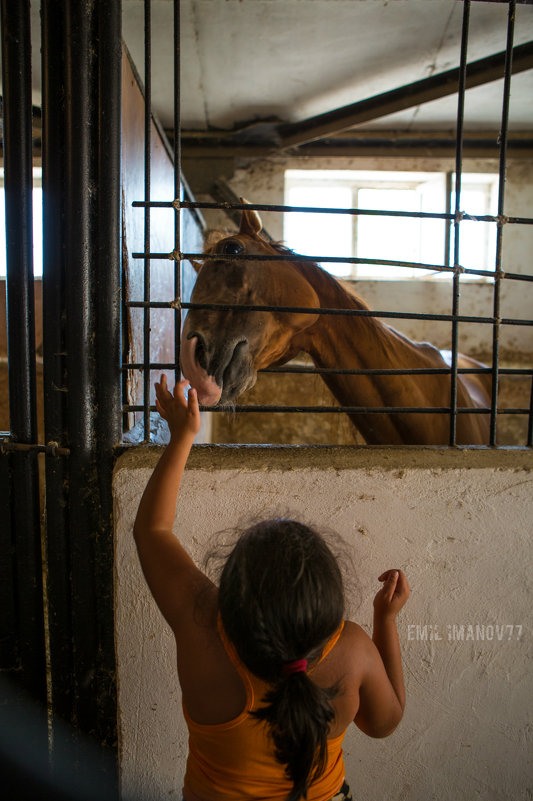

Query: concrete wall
[114,445,533,801]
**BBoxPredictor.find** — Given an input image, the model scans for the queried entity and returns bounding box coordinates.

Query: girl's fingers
[385,571,399,601]
[155,398,167,419]
[173,379,190,401]
[187,387,199,413]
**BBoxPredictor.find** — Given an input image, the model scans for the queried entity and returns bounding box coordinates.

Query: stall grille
[126,0,532,448]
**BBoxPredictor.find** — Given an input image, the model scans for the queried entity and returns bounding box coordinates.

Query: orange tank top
[182,619,347,801]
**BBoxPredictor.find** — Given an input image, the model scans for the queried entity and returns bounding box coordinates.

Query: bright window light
[0,167,43,278]
[284,170,498,280]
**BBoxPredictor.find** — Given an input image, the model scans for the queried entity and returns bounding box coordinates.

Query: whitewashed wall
[114,445,533,801]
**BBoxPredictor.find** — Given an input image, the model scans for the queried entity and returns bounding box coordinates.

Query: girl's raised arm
[133,377,213,633]
[354,569,409,738]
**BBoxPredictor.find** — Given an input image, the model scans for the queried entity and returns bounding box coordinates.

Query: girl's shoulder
[312,619,371,686]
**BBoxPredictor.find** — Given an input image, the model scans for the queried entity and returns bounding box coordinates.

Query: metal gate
[1,1,121,795]
[129,0,533,449]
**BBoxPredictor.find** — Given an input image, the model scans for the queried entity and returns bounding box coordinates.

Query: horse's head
[180,205,319,405]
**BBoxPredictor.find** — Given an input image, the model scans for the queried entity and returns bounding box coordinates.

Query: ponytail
[253,670,339,801]
[218,518,344,801]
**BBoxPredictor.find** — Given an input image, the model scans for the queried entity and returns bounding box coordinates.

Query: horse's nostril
[195,336,207,371]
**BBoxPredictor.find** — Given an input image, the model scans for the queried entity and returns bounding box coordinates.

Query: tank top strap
[217,614,344,680]
[316,620,345,666]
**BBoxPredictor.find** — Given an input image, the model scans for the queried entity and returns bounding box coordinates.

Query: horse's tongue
[180,335,222,406]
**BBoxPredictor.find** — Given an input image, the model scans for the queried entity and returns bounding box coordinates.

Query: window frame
[283,168,499,282]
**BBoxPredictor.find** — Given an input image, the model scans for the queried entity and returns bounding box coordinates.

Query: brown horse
[180,207,491,445]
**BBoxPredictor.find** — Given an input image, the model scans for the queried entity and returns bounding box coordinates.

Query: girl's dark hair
[218,518,345,801]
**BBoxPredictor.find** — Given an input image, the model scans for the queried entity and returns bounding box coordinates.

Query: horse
[180,206,491,445]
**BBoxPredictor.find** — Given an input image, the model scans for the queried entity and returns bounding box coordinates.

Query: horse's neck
[294,268,451,444]
[297,268,435,376]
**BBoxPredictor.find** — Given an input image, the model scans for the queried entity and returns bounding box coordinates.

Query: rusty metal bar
[0,439,70,456]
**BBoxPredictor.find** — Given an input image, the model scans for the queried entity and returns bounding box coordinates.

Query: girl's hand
[155,375,201,440]
[373,569,410,620]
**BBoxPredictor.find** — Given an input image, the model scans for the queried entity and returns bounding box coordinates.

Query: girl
[134,377,410,801]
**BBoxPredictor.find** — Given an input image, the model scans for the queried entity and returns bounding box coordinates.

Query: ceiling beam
[277,41,533,148]
[179,130,533,160]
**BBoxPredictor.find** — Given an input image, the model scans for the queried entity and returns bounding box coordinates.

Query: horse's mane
[267,240,371,312]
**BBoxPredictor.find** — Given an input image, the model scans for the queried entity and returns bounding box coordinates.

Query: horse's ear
[239,198,263,237]
[189,258,203,274]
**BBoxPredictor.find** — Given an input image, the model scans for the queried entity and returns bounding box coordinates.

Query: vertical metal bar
[528,374,533,447]
[144,0,152,440]
[95,0,122,755]
[449,0,470,446]
[0,0,46,704]
[174,0,182,384]
[42,0,121,785]
[490,0,515,446]
[42,0,72,728]
[444,172,452,269]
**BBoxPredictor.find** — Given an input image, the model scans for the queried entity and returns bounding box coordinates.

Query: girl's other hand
[373,569,410,620]
[155,375,201,440]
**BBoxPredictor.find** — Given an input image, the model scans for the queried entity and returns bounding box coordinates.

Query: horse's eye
[220,239,244,256]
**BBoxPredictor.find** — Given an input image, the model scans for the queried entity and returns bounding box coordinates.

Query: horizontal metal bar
[123,404,530,415]
[133,198,533,227]
[126,299,533,328]
[134,250,458,273]
[0,438,70,456]
[130,249,533,283]
[121,362,533,377]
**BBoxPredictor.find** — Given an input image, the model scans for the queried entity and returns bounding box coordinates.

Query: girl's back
[134,376,410,801]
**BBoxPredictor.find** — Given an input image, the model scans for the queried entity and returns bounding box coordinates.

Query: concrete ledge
[115,442,533,474]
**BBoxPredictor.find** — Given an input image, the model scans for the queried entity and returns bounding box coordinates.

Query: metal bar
[0,439,70,456]
[526,378,533,448]
[444,172,453,270]
[125,403,506,415]
[277,41,533,148]
[122,363,533,377]
[131,249,533,282]
[449,0,470,445]
[490,1,515,445]
[174,0,182,385]
[136,203,533,226]
[41,0,72,732]
[43,0,121,781]
[143,0,152,442]
[135,199,533,229]
[94,0,122,765]
[0,0,46,706]
[127,299,533,328]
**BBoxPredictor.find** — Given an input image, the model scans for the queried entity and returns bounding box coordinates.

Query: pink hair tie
[282,659,308,676]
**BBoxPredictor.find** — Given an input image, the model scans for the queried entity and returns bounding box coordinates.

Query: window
[0,167,43,278]
[284,170,498,280]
